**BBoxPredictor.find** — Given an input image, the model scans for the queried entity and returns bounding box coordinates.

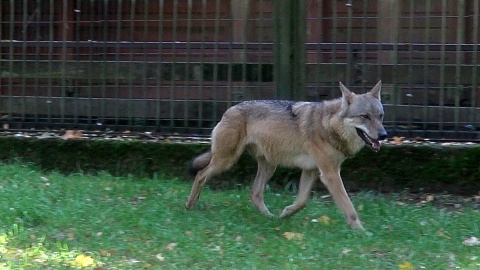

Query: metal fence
[1,0,479,139]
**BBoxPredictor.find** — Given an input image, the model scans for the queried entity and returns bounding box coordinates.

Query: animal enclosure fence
[0,0,479,139]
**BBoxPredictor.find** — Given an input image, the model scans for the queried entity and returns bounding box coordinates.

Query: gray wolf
[185,81,386,229]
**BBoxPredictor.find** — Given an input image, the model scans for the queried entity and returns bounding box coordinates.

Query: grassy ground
[0,163,479,270]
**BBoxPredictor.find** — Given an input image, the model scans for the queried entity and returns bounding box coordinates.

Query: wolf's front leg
[319,170,364,230]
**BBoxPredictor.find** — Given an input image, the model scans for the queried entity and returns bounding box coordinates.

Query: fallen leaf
[283,232,304,241]
[413,136,424,142]
[166,242,178,251]
[398,261,414,270]
[319,215,331,226]
[392,136,404,144]
[156,253,165,261]
[67,232,76,240]
[463,236,480,246]
[73,254,94,267]
[62,130,84,140]
[435,229,451,240]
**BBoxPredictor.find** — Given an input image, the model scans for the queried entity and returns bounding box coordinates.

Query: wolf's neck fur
[311,98,364,157]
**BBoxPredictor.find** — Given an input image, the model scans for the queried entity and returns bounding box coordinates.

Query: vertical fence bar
[184,0,192,130]
[471,0,479,131]
[227,1,233,107]
[34,0,40,126]
[142,0,149,128]
[86,0,94,128]
[114,0,122,127]
[314,0,323,100]
[422,0,431,135]
[100,0,109,128]
[156,0,164,128]
[345,1,352,86]
[257,0,264,100]
[21,0,27,125]
[392,6,399,134]
[439,0,447,134]
[128,0,136,127]
[360,0,367,92]
[454,0,465,133]
[75,0,82,127]
[7,0,14,124]
[407,0,414,136]
[212,0,220,123]
[47,0,54,126]
[241,2,248,102]
[198,0,206,129]
[169,0,178,129]
[330,0,337,97]
[60,0,67,126]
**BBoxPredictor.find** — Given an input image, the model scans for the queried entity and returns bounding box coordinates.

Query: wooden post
[274,0,306,100]
[231,0,250,62]
[377,0,400,64]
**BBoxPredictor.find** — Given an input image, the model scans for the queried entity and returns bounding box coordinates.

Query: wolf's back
[187,151,213,175]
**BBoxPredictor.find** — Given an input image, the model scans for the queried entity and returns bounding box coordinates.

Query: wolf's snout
[378,130,387,140]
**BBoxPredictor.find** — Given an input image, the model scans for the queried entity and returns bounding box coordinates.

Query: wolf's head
[338,81,387,152]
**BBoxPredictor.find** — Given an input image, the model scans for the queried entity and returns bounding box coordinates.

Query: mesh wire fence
[0,0,479,139]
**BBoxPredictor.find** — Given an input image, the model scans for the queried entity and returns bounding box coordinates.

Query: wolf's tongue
[372,139,381,152]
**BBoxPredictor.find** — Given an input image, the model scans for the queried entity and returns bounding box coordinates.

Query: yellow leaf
[393,136,404,143]
[319,215,331,226]
[283,232,304,241]
[398,261,414,270]
[73,254,94,267]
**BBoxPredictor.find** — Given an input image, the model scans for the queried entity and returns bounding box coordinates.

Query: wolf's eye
[361,115,370,120]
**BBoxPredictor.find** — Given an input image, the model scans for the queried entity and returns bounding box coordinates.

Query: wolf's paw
[185,202,195,210]
[278,207,295,219]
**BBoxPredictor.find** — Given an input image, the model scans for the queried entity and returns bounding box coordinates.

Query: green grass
[0,162,479,270]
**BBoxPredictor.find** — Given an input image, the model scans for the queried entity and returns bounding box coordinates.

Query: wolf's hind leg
[249,156,276,217]
[185,152,240,209]
[279,169,317,218]
[186,126,245,210]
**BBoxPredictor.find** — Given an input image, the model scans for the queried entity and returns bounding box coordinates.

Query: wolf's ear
[339,82,354,106]
[370,80,382,100]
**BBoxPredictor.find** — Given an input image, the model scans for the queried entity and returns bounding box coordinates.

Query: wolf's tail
[187,151,212,176]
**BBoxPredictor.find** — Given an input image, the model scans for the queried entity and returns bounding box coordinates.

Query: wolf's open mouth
[356,128,381,152]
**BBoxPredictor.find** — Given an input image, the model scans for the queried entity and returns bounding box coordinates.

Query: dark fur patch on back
[242,100,298,118]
